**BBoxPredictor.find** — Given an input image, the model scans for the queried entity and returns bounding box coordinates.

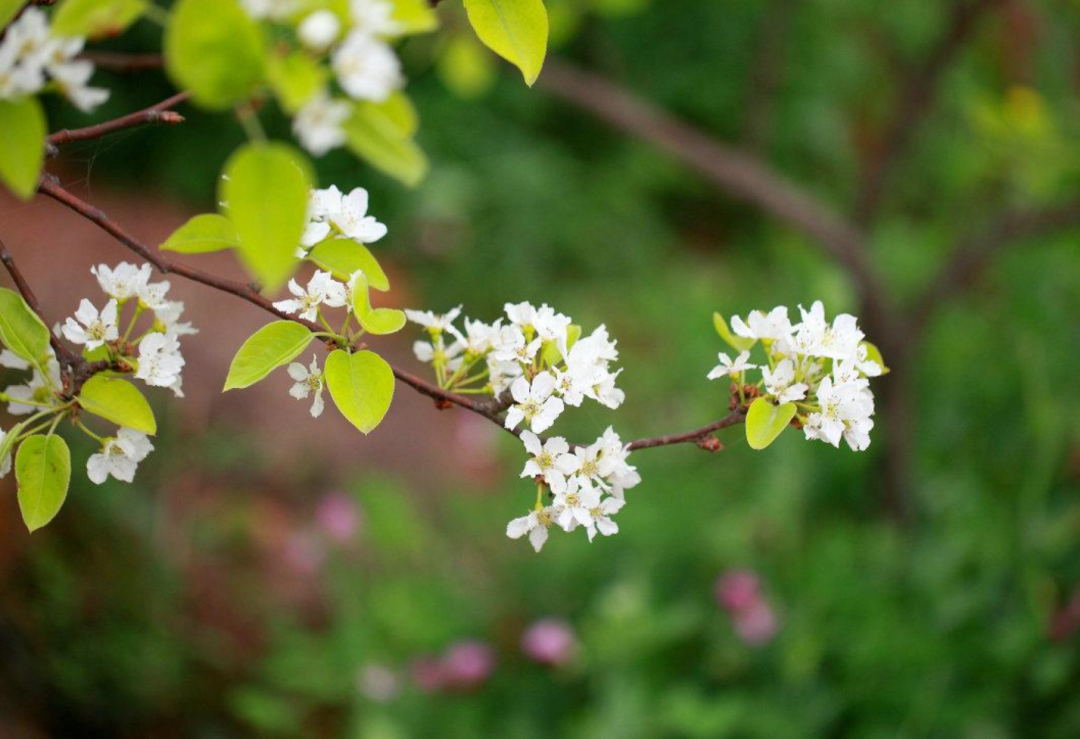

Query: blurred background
[3,0,1080,736]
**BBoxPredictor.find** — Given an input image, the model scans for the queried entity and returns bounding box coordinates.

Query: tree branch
[537,58,888,318]
[34,177,743,453]
[913,197,1080,331]
[47,91,191,147]
[78,51,165,73]
[854,0,1003,224]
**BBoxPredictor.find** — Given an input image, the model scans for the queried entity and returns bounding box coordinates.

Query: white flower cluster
[406,301,626,432]
[405,301,637,551]
[0,8,109,111]
[240,0,407,156]
[299,185,387,252]
[506,427,640,552]
[708,301,882,451]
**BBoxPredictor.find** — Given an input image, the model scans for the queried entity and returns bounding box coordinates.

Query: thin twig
[48,91,191,146]
[78,51,165,73]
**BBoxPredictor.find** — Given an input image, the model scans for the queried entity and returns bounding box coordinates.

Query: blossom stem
[121,304,144,342]
[0,393,60,409]
[75,420,106,443]
[236,102,267,143]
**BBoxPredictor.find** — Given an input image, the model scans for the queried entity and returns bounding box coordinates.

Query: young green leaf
[0,419,27,470]
[713,312,756,352]
[324,349,395,434]
[78,375,157,435]
[16,434,71,532]
[221,142,312,291]
[437,34,498,99]
[52,0,147,38]
[0,0,23,28]
[462,0,548,86]
[349,272,405,335]
[224,321,314,391]
[0,97,46,201]
[343,103,428,187]
[0,287,51,364]
[392,0,438,33]
[745,397,797,450]
[307,238,390,291]
[164,0,265,110]
[160,213,240,254]
[268,51,329,114]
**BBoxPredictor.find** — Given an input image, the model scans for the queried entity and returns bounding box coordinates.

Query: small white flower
[404,306,462,333]
[293,92,350,156]
[48,55,109,113]
[707,350,755,380]
[91,262,152,301]
[586,496,624,541]
[506,506,557,552]
[62,298,118,350]
[520,431,570,493]
[762,358,808,404]
[730,306,792,343]
[273,270,346,321]
[3,354,60,415]
[532,304,571,343]
[86,428,154,484]
[135,332,185,389]
[332,31,403,102]
[137,279,171,311]
[557,440,615,491]
[552,480,602,533]
[349,0,402,37]
[0,349,30,370]
[287,354,326,418]
[298,10,342,51]
[504,301,536,328]
[0,426,11,478]
[153,300,198,336]
[240,0,296,20]
[505,373,564,434]
[301,185,388,246]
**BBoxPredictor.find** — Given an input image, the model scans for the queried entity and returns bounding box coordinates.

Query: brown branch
[854,0,1004,224]
[538,58,887,317]
[0,237,74,366]
[48,91,191,147]
[626,410,744,451]
[913,197,1080,331]
[78,51,165,73]
[35,176,746,454]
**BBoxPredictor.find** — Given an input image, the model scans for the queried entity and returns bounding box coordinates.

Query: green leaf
[745,397,797,451]
[392,0,438,33]
[78,375,157,435]
[343,103,428,187]
[164,0,265,110]
[268,51,329,114]
[713,312,755,352]
[324,349,394,434]
[0,288,50,364]
[16,434,71,532]
[350,272,405,335]
[221,142,312,291]
[307,238,390,291]
[0,0,23,28]
[860,341,890,375]
[0,97,45,201]
[437,34,498,100]
[52,0,147,38]
[160,213,240,254]
[462,0,548,86]
[224,321,314,391]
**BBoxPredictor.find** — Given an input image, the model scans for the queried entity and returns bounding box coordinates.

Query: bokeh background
[3,0,1080,736]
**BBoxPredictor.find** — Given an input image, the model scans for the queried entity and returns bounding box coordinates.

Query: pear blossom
[0,349,30,370]
[0,427,11,478]
[92,262,152,302]
[707,350,755,380]
[47,53,108,112]
[332,31,403,102]
[504,301,536,328]
[586,496,624,541]
[153,301,198,336]
[298,11,342,51]
[2,354,60,415]
[294,92,350,156]
[273,270,346,321]
[730,305,792,343]
[135,332,185,390]
[240,0,296,20]
[506,506,558,552]
[505,373,564,433]
[552,481,602,533]
[557,440,614,492]
[302,186,388,246]
[287,354,326,418]
[86,428,154,484]
[350,0,402,37]
[404,306,462,333]
[761,359,808,404]
[520,431,570,493]
[137,278,171,311]
[62,298,119,350]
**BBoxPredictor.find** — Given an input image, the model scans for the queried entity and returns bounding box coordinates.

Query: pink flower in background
[441,640,495,690]
[316,492,362,543]
[357,663,401,702]
[716,569,780,646]
[522,618,577,666]
[283,531,326,575]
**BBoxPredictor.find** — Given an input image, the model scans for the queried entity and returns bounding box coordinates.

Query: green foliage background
[5,0,1080,736]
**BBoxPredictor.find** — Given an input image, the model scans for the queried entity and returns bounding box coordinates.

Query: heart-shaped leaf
[324,349,395,434]
[745,397,797,450]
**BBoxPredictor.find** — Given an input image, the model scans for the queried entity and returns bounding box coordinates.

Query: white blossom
[404,306,462,333]
[586,496,624,541]
[135,332,185,390]
[506,506,557,552]
[287,354,326,418]
[62,298,118,350]
[520,431,570,493]
[86,428,154,484]
[552,480,602,534]
[332,31,402,102]
[153,300,198,336]
[0,427,11,478]
[707,350,755,380]
[761,358,808,404]
[3,354,60,415]
[301,185,388,246]
[92,262,152,302]
[273,270,346,321]
[293,92,350,156]
[298,11,341,51]
[505,372,564,434]
[349,0,402,37]
[240,0,296,20]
